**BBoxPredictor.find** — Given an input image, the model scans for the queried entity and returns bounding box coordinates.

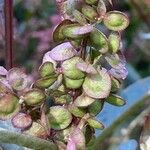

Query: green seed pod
[83,68,111,99]
[73,10,88,25]
[82,5,98,22]
[88,100,103,116]
[62,57,85,79]
[24,122,47,138]
[39,62,55,77]
[62,24,93,39]
[47,106,72,130]
[111,77,121,92]
[87,118,104,129]
[54,94,72,105]
[23,89,46,106]
[85,0,98,5]
[68,104,86,118]
[106,94,126,106]
[0,93,20,120]
[103,11,129,31]
[89,28,108,53]
[108,32,120,53]
[70,39,82,49]
[53,19,72,42]
[64,76,84,89]
[74,93,95,107]
[35,75,58,89]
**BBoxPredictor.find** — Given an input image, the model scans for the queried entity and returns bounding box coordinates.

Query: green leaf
[87,118,104,129]
[103,11,129,31]
[47,106,72,130]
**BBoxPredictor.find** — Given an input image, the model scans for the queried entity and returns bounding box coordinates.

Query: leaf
[63,24,93,39]
[49,42,76,61]
[0,66,7,76]
[108,32,120,53]
[7,68,28,91]
[106,94,126,106]
[74,93,95,107]
[87,118,104,129]
[103,11,129,31]
[47,106,72,130]
[0,93,20,120]
[73,10,87,25]
[83,68,111,99]
[64,76,84,89]
[39,62,55,77]
[11,113,32,129]
[89,28,108,53]
[62,57,85,79]
[23,89,46,106]
[53,20,73,42]
[76,62,97,74]
[82,5,98,22]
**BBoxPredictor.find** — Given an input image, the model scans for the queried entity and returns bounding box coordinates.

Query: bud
[39,62,55,77]
[64,76,84,89]
[103,11,129,31]
[23,89,46,106]
[62,57,85,79]
[83,68,111,99]
[108,32,120,53]
[0,93,20,120]
[106,94,126,106]
[11,113,32,129]
[89,28,108,53]
[47,106,72,130]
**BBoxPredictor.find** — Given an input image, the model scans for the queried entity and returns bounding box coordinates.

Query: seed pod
[85,0,98,5]
[74,93,95,107]
[82,5,98,22]
[7,68,28,91]
[70,39,82,49]
[0,66,7,76]
[83,68,111,99]
[97,0,106,17]
[55,140,67,150]
[54,94,72,105]
[24,122,47,138]
[68,104,86,118]
[47,106,72,130]
[53,19,73,42]
[39,62,55,77]
[11,113,32,129]
[87,118,104,129]
[89,28,108,53]
[62,24,93,39]
[103,11,129,31]
[35,75,58,89]
[111,77,121,92]
[23,89,46,106]
[88,100,103,116]
[73,10,87,25]
[108,32,120,53]
[64,76,84,89]
[62,57,85,79]
[106,94,126,106]
[0,81,12,94]
[0,93,20,120]
[49,42,76,61]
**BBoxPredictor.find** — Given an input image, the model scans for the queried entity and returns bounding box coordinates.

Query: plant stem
[0,130,58,150]
[4,0,14,69]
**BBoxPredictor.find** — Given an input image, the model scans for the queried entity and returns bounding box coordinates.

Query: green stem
[0,130,58,150]
[88,94,150,150]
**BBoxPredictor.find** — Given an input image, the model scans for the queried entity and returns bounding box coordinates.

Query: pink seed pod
[11,113,32,129]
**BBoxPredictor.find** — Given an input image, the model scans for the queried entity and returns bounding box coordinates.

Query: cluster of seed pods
[0,0,129,149]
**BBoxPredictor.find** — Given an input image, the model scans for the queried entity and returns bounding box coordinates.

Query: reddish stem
[4,0,13,69]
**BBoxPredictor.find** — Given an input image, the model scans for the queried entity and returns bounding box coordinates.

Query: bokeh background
[0,0,150,150]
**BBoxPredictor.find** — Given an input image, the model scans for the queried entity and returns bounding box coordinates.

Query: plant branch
[4,0,14,69]
[0,130,58,150]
